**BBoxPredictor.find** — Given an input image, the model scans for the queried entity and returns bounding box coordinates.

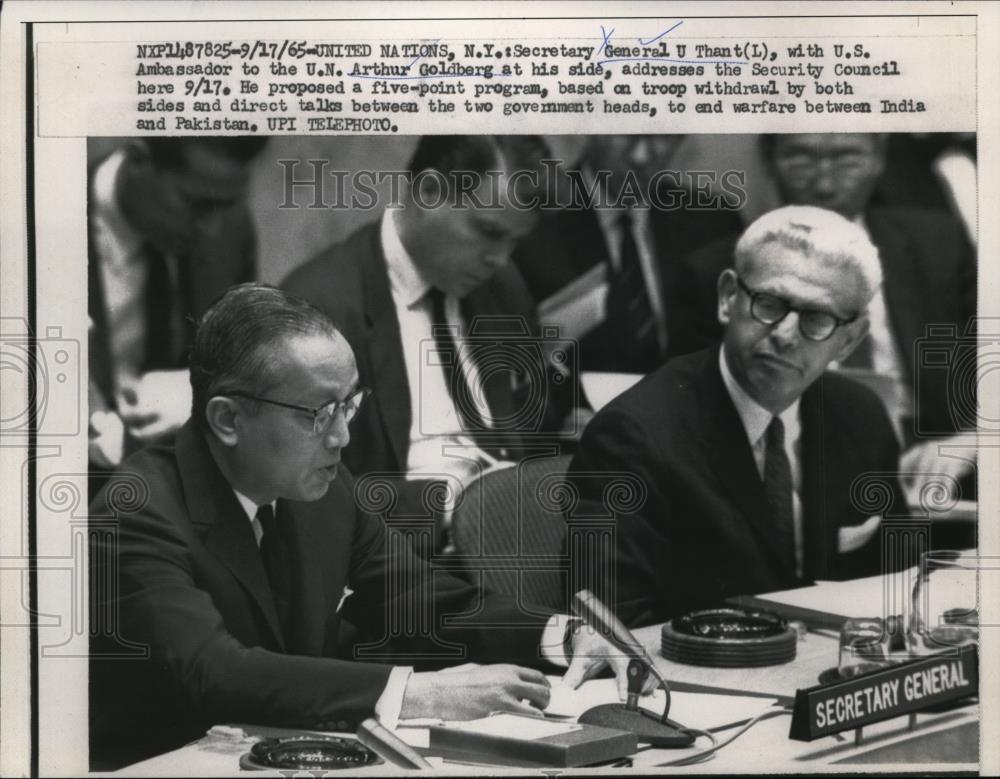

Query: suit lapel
[799,377,833,580]
[361,225,411,470]
[279,497,334,656]
[176,423,286,650]
[700,353,793,579]
[866,211,923,375]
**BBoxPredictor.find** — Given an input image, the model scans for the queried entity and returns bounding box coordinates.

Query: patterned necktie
[764,417,797,577]
[256,504,292,643]
[606,211,662,373]
[428,288,490,434]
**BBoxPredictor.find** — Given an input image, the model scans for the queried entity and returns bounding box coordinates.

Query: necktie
[764,417,797,577]
[256,504,292,643]
[428,288,490,434]
[605,212,662,373]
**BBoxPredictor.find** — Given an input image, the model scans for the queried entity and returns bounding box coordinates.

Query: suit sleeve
[567,408,688,626]
[92,487,395,729]
[338,473,553,669]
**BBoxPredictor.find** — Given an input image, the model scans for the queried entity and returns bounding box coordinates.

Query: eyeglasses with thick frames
[736,276,857,342]
[229,387,371,435]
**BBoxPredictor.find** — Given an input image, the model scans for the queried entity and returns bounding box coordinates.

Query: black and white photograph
[0,2,997,775]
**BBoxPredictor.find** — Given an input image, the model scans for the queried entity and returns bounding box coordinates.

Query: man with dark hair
[90,283,631,770]
[88,135,268,476]
[283,136,575,517]
[667,134,977,502]
[568,207,907,627]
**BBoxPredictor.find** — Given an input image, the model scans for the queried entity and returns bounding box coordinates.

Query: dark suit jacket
[88,150,257,411]
[89,421,550,768]
[282,220,573,479]
[513,204,743,372]
[567,348,905,628]
[665,207,976,438]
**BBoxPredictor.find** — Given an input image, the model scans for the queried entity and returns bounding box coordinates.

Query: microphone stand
[572,591,694,747]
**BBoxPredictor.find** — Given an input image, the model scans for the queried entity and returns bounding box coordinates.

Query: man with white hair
[567,206,907,627]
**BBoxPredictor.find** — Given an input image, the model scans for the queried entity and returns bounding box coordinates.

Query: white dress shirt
[719,349,805,579]
[380,209,498,482]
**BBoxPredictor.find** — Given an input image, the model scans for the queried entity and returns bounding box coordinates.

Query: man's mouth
[757,353,799,371]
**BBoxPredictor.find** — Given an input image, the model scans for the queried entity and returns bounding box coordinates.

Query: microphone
[571,590,694,748]
[356,718,432,769]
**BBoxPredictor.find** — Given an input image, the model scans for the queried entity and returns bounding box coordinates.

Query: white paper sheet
[544,676,778,731]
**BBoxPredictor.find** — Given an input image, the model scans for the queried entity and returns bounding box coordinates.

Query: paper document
[450,714,582,740]
[545,677,777,731]
[755,570,920,619]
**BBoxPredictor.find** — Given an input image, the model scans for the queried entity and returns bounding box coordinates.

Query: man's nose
[483,245,513,271]
[193,207,226,238]
[630,138,651,167]
[810,159,840,199]
[324,412,350,450]
[770,311,802,349]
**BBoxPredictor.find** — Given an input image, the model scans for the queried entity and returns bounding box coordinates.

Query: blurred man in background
[514,134,743,374]
[88,136,267,477]
[283,136,577,532]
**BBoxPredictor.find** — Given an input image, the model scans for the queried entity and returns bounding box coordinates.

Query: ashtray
[239,735,381,770]
[661,608,797,667]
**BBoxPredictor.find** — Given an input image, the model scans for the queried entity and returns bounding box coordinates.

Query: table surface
[111,577,981,775]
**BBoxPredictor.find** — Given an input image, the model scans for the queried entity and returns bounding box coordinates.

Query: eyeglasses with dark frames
[735,275,857,342]
[229,387,371,435]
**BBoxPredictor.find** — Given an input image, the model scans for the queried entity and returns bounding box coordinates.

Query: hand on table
[400,664,551,721]
[562,625,660,701]
[118,370,193,443]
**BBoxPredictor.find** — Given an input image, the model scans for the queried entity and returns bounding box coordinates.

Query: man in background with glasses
[88,283,635,770]
[567,206,907,627]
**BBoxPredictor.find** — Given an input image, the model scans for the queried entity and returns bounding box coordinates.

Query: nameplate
[789,645,977,741]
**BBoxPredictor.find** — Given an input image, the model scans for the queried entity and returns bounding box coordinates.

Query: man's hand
[89,409,126,469]
[400,664,551,721]
[900,434,977,506]
[562,626,660,701]
[118,370,193,443]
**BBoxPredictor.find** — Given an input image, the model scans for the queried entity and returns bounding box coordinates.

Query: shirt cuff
[540,613,579,668]
[373,666,413,729]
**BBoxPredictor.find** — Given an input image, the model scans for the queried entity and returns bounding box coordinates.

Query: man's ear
[204,397,240,447]
[834,316,871,365]
[414,167,446,210]
[717,269,739,326]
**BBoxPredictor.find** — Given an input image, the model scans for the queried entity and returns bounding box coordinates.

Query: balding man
[568,206,907,627]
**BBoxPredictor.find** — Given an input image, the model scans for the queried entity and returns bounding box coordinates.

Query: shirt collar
[91,147,146,260]
[232,489,275,524]
[719,347,799,447]
[381,208,432,307]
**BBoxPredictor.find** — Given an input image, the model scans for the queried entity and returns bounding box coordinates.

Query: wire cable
[657,706,793,767]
